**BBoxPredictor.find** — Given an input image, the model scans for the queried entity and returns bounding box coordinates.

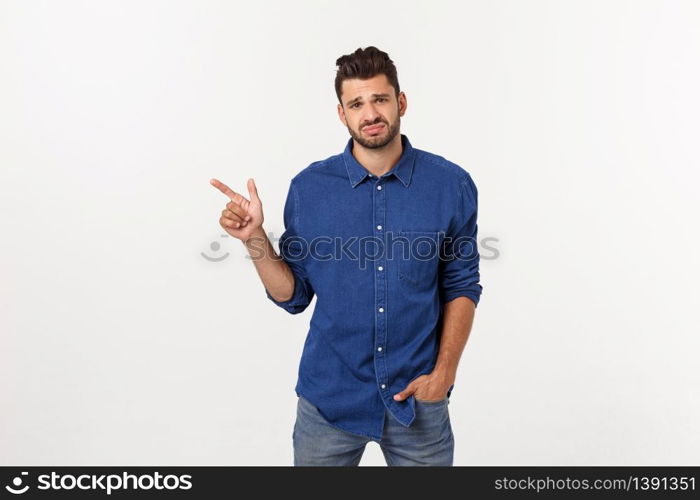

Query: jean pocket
[415,396,448,406]
[397,230,442,288]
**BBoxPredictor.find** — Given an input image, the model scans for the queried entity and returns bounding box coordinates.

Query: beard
[347,114,401,150]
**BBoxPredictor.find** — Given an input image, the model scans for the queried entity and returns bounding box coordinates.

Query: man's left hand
[392,371,454,402]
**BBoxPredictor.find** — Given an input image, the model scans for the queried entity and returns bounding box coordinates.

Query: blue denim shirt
[265,134,482,440]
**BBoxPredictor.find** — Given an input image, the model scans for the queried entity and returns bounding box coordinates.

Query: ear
[337,103,347,126]
[398,92,407,117]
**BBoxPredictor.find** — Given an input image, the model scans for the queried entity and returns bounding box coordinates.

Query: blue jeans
[293,395,454,466]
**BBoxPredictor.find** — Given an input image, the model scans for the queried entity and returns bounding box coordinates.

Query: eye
[351,102,360,109]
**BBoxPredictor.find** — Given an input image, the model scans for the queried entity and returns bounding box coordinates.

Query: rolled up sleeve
[265,180,315,314]
[439,173,483,307]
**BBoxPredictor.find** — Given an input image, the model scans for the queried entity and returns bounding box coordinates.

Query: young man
[210,46,482,466]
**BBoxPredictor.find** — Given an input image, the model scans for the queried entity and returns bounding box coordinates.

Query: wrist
[432,365,457,385]
[242,226,267,245]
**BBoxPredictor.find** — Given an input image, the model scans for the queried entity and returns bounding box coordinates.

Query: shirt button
[377,185,382,190]
[378,307,384,313]
[377,266,383,271]
[377,224,382,230]
[381,384,386,389]
[377,346,383,352]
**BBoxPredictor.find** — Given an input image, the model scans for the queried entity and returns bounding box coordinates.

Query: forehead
[341,74,394,101]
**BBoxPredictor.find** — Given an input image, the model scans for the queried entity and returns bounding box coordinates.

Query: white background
[1,0,698,466]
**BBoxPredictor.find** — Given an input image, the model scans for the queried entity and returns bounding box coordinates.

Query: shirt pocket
[396,230,443,288]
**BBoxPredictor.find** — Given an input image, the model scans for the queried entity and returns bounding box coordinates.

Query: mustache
[362,121,386,129]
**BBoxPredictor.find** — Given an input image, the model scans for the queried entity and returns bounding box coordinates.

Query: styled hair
[334,46,401,106]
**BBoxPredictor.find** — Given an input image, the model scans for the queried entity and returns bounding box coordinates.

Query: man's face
[337,74,407,150]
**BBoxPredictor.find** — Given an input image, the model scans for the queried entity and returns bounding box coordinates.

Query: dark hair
[334,46,401,106]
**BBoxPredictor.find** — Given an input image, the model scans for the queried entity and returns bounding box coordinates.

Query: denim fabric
[293,395,454,466]
[266,134,482,440]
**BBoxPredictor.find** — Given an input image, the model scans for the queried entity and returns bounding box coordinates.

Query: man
[210,46,482,466]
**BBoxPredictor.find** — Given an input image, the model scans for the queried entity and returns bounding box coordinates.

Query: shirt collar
[342,133,416,188]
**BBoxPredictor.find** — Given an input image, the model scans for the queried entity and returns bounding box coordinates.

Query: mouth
[363,124,385,134]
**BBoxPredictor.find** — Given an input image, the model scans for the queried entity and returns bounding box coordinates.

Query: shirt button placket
[373,177,390,397]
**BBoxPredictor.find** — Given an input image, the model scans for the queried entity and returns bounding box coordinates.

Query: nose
[362,102,382,125]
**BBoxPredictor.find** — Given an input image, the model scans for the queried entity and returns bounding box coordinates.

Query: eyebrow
[345,93,391,107]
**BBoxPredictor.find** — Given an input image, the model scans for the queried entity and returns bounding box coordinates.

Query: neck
[351,134,403,177]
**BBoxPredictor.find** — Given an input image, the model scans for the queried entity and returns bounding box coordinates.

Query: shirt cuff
[265,274,311,314]
[441,290,480,308]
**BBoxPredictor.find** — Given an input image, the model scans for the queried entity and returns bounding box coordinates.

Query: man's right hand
[210,177,265,242]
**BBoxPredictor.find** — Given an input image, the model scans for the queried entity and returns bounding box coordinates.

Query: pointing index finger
[210,178,247,205]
